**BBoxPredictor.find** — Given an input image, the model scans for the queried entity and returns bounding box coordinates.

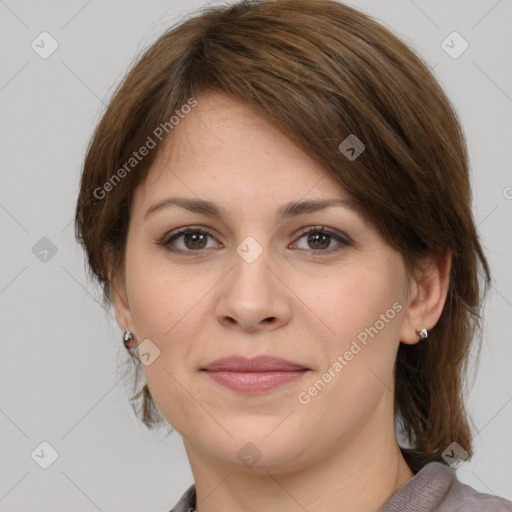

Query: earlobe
[399,253,451,345]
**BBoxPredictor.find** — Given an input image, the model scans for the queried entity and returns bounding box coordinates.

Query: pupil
[309,232,330,249]
[186,232,206,250]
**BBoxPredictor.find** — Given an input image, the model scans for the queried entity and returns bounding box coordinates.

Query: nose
[215,247,293,332]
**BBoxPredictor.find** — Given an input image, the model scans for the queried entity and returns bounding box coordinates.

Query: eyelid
[294,225,351,243]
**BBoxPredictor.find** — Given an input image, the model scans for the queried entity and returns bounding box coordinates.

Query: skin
[111,90,451,512]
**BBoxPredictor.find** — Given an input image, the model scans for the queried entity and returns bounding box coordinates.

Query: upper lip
[201,355,309,372]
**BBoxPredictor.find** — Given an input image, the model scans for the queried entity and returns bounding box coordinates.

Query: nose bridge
[216,235,291,330]
[231,235,275,301]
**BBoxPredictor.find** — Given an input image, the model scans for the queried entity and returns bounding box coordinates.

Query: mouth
[200,355,310,394]
[200,355,310,372]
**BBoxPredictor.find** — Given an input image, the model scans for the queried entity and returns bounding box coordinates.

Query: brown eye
[161,227,219,254]
[306,231,331,250]
[292,226,350,254]
[181,231,208,250]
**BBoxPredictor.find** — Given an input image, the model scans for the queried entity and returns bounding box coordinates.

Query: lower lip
[202,370,308,394]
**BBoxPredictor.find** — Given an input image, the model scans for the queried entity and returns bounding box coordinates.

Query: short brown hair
[75,0,490,473]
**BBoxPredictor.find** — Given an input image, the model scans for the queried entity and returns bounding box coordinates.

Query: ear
[106,248,137,349]
[399,252,451,345]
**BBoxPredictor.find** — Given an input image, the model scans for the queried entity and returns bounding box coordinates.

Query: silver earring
[418,328,430,341]
[123,328,134,348]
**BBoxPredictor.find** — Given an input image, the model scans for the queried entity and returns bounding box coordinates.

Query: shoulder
[440,467,512,511]
[380,462,512,511]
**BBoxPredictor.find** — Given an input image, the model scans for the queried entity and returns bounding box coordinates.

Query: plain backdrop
[1,0,511,510]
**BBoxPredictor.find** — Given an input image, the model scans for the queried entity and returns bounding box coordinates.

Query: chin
[197,426,311,473]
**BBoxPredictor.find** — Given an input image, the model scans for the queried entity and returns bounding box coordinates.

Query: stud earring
[418,328,430,341]
[123,328,135,348]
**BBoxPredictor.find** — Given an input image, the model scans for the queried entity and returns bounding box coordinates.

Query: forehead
[132,91,350,214]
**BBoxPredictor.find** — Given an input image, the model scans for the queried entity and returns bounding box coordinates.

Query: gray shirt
[168,462,512,511]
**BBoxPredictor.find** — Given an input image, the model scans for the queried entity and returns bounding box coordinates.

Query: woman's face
[114,91,418,472]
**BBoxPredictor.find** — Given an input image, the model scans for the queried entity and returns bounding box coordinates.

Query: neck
[183,415,414,512]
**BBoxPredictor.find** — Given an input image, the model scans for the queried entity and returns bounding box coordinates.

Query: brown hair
[75,0,490,472]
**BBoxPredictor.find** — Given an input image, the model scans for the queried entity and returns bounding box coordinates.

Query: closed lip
[200,355,309,372]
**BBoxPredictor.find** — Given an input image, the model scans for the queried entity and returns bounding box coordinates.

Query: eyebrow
[143,196,360,222]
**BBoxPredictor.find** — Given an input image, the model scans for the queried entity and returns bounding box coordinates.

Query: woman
[74,0,512,510]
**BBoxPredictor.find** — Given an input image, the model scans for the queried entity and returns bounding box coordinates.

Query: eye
[291,226,350,254]
[159,225,350,256]
[160,226,220,254]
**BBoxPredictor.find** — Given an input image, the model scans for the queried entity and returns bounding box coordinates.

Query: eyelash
[159,225,350,256]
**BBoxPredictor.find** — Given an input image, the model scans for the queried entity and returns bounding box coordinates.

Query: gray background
[1,0,511,510]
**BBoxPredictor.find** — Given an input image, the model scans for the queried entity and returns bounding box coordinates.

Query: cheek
[124,241,198,338]
[308,262,404,343]
[307,258,406,388]
[123,258,210,430]
[296,281,404,431]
